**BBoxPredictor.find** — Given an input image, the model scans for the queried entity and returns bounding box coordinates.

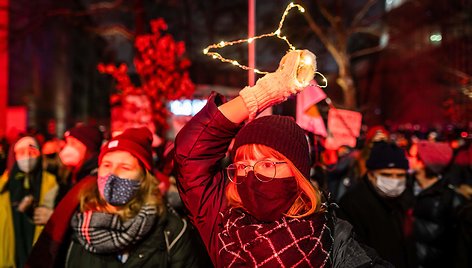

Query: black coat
[412,178,468,267]
[65,207,204,268]
[337,176,417,268]
[332,218,394,268]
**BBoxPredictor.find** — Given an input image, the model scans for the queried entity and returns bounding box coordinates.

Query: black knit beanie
[232,115,310,178]
[366,141,409,170]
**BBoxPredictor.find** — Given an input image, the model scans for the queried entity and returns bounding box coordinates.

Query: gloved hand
[239,49,316,120]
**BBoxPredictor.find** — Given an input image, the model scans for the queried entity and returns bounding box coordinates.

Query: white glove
[240,49,317,120]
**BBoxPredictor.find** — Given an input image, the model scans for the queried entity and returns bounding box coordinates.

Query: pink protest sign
[325,108,362,150]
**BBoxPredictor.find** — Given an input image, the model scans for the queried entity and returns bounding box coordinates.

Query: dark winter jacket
[174,93,392,268]
[65,206,199,267]
[337,176,417,268]
[332,218,394,268]
[412,178,468,267]
[26,176,204,268]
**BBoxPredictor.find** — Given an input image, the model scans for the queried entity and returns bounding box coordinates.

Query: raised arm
[174,49,316,263]
[218,96,250,124]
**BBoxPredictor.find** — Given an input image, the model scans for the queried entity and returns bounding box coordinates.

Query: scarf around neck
[71,204,158,253]
[218,208,334,268]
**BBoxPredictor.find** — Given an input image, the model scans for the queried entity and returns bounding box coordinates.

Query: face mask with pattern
[97,174,141,206]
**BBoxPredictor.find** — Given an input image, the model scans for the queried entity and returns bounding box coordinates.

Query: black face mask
[237,171,299,222]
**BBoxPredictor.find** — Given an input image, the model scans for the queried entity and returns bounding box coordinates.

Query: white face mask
[376,175,406,197]
[17,157,39,173]
[59,145,82,167]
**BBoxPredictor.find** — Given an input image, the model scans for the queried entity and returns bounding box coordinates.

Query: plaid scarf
[71,205,158,253]
[218,208,334,268]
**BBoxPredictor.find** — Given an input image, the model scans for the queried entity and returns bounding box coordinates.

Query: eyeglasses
[226,160,287,184]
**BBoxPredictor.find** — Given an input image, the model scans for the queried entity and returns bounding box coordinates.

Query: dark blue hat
[366,141,409,170]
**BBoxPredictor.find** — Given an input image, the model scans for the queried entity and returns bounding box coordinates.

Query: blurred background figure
[337,141,416,268]
[41,138,64,178]
[445,139,472,200]
[355,125,390,178]
[0,139,14,268]
[325,145,359,201]
[0,136,9,176]
[56,125,103,204]
[0,136,58,268]
[409,140,471,267]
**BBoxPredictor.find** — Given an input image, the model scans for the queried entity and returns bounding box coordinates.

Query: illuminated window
[169,99,207,116]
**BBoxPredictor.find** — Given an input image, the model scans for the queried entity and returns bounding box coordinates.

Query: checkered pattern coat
[218,208,334,268]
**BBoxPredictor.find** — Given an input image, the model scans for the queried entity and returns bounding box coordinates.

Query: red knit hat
[417,141,453,174]
[99,127,154,171]
[65,125,103,153]
[365,125,389,144]
[232,115,310,179]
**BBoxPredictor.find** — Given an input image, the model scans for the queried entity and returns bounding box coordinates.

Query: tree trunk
[336,55,357,109]
[337,75,356,109]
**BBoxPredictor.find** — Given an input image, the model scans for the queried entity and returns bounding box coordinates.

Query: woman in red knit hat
[26,127,206,267]
[174,50,391,267]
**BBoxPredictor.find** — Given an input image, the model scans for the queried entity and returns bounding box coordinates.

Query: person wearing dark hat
[337,141,417,268]
[354,125,390,182]
[174,50,391,267]
[56,125,103,204]
[26,127,205,267]
[409,140,470,267]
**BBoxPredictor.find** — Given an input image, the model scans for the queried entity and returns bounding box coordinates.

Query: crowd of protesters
[0,49,470,268]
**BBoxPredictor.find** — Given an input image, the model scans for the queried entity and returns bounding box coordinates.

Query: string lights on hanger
[202,2,328,88]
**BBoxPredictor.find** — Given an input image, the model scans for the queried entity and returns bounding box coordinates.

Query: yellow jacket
[0,170,58,268]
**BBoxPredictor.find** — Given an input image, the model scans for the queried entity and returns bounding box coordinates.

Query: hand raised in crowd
[239,49,316,120]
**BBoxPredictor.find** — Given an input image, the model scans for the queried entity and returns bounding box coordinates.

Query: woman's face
[98,150,142,181]
[234,146,294,179]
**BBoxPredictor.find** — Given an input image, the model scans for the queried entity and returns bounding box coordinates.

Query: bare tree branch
[88,0,124,11]
[301,8,344,65]
[350,25,382,36]
[47,0,131,17]
[315,0,337,26]
[86,25,134,40]
[350,45,383,58]
[351,0,378,28]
